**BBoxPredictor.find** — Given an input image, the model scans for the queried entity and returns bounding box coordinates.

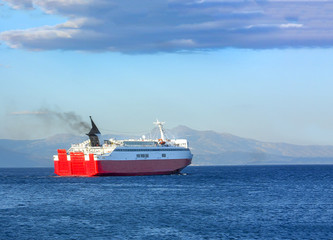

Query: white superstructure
[54,121,192,162]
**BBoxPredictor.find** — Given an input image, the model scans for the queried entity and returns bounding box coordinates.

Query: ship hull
[95,159,191,176]
[54,150,191,177]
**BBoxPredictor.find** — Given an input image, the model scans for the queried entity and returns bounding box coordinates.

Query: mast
[154,120,167,141]
[87,116,101,146]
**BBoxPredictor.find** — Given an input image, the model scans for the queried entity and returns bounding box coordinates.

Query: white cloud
[165,39,196,47]
[10,111,47,115]
[1,0,333,53]
[279,23,303,29]
[4,0,34,9]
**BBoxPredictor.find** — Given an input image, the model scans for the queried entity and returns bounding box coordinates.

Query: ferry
[53,117,193,176]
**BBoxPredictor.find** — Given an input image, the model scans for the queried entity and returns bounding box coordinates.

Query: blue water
[0,165,333,240]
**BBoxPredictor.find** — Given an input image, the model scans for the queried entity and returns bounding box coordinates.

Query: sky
[1,0,333,145]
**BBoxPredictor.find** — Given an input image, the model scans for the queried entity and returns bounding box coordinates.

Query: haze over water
[1,165,332,239]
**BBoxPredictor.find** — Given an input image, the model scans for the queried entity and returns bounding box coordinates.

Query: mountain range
[0,125,333,167]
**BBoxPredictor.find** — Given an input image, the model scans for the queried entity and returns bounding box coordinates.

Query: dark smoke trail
[39,108,90,134]
[7,108,91,139]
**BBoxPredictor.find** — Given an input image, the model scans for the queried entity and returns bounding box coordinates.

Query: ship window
[136,154,140,158]
[162,154,166,157]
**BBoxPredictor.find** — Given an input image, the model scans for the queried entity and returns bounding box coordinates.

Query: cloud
[1,0,333,53]
[10,111,47,115]
[4,0,34,10]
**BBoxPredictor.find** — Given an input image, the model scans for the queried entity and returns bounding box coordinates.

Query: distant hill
[170,126,333,165]
[0,126,333,167]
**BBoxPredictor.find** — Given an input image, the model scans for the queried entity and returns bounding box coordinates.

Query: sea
[0,165,332,240]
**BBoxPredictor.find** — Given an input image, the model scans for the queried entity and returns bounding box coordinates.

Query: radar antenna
[153,120,167,141]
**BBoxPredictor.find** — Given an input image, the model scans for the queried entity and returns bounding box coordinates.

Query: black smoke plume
[38,108,90,134]
[8,108,91,139]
